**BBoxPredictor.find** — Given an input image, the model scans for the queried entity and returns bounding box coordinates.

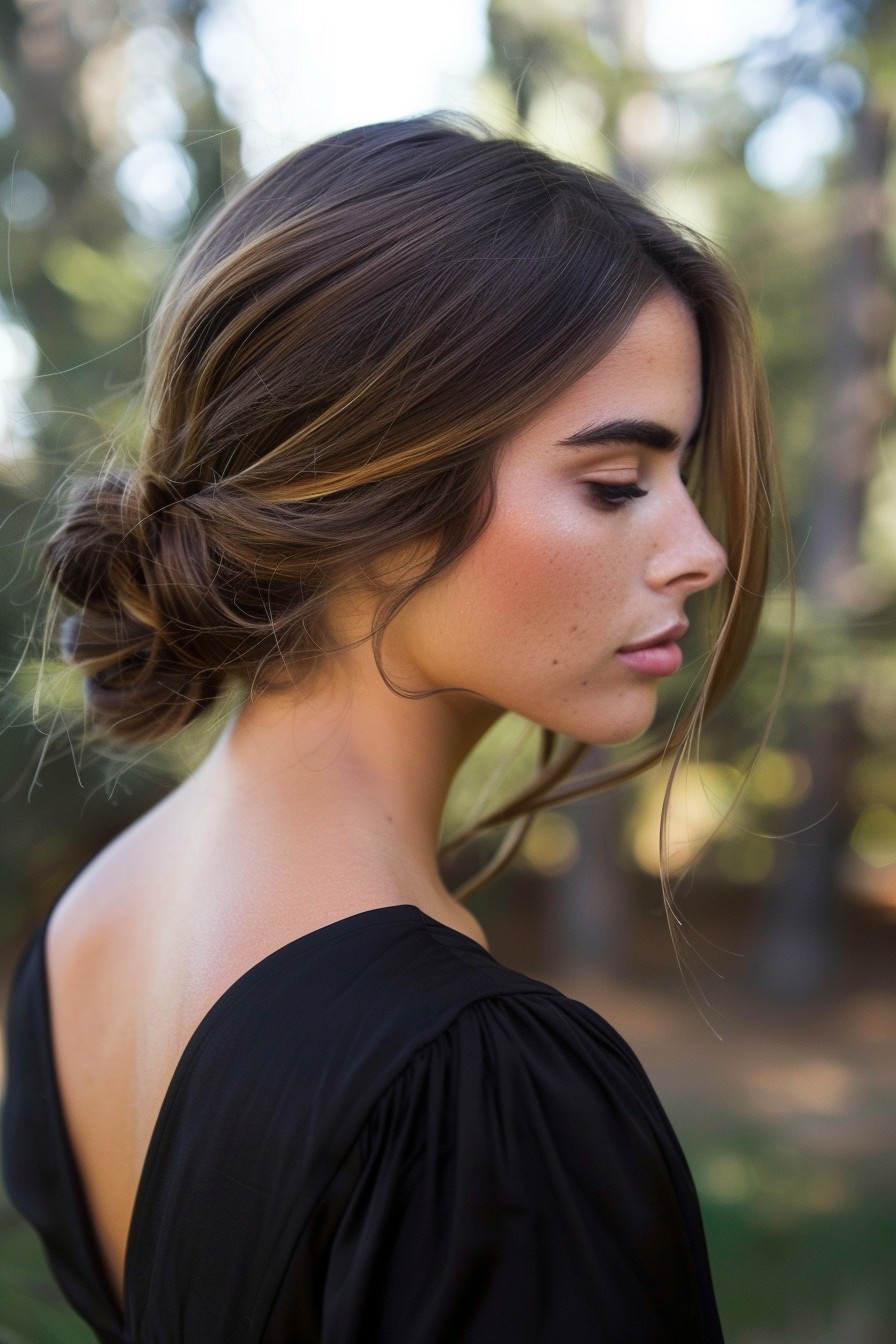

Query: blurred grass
[680,1122,896,1341]
[0,1181,93,1344]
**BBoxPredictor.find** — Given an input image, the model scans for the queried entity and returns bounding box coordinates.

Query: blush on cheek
[466,524,549,609]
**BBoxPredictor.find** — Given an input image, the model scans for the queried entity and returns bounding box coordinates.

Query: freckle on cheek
[551,659,558,665]
[569,624,578,633]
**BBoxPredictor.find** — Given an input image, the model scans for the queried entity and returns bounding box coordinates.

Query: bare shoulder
[46,785,189,976]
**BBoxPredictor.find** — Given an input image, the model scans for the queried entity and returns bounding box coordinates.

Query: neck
[190,641,503,936]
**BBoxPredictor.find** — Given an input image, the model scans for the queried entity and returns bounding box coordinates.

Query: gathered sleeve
[316,991,724,1343]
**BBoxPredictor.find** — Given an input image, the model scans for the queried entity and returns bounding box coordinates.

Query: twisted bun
[45,473,228,743]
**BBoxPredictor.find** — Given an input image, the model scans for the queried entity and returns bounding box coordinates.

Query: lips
[616,621,688,677]
[617,620,689,654]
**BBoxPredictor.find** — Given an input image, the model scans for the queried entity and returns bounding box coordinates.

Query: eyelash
[585,482,649,510]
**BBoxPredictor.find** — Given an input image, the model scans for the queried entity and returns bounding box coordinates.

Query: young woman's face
[385,289,727,746]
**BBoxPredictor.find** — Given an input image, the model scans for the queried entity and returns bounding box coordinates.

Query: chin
[552,693,659,747]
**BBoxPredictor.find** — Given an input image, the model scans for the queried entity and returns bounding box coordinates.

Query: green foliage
[0,1182,94,1343]
[0,0,238,933]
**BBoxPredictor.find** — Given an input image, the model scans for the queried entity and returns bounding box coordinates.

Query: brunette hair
[42,114,781,898]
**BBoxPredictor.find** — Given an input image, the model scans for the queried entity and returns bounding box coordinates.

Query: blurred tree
[0,0,240,936]
[754,98,895,997]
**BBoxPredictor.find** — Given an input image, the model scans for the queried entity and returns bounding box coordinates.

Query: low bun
[44,472,227,743]
[58,609,225,745]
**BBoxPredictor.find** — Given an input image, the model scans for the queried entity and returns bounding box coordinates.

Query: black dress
[2,903,725,1342]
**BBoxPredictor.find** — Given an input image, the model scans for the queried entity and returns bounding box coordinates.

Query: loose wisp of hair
[38,114,785,917]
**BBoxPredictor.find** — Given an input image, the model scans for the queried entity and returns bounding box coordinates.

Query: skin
[45,287,726,1310]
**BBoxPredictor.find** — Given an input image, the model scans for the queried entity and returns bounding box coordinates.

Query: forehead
[514,291,702,445]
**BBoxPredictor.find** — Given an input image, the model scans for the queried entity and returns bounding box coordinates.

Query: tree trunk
[754,104,894,1000]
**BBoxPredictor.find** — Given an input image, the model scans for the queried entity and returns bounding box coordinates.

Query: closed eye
[585,482,649,510]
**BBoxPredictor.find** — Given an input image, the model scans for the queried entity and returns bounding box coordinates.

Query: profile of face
[375,288,728,747]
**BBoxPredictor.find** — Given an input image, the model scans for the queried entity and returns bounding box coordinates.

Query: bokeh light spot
[745,93,845,195]
[521,812,581,877]
[0,169,53,229]
[115,140,197,237]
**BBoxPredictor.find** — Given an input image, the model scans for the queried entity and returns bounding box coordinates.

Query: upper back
[37,793,417,1312]
[44,843,204,1313]
[5,880,543,1341]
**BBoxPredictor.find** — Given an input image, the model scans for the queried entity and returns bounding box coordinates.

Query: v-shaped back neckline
[36,902,437,1333]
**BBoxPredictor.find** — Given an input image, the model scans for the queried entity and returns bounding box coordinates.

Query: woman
[2,115,779,1342]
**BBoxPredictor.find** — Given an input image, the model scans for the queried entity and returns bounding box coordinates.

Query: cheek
[487,491,617,606]
[387,497,660,744]
[433,494,625,666]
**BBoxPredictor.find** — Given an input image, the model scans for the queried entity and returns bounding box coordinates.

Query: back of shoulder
[208,907,653,1124]
[144,907,650,1184]
[392,914,654,1095]
[376,953,668,1146]
[336,915,682,1192]
[318,940,724,1344]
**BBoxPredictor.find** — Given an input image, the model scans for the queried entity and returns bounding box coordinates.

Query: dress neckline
[37,902,463,1333]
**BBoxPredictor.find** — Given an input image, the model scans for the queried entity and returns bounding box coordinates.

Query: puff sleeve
[316,991,725,1343]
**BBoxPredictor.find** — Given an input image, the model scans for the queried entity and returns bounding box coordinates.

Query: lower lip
[616,642,683,676]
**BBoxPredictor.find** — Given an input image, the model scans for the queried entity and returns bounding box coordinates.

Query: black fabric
[2,903,725,1342]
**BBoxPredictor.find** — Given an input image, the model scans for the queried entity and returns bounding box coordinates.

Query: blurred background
[1,0,895,1339]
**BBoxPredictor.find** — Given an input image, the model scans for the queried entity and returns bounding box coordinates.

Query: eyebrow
[559,417,694,452]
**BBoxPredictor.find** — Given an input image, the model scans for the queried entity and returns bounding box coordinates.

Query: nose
[646,493,727,596]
